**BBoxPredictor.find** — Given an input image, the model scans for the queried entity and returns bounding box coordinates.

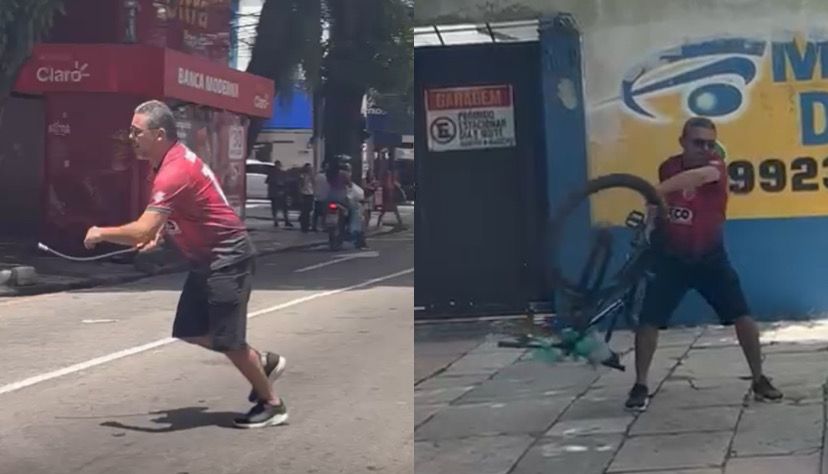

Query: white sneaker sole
[625,398,649,413]
[234,413,289,429]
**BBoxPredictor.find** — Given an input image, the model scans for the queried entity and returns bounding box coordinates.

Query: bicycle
[496,173,667,371]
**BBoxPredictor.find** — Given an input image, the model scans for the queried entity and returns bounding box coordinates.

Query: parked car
[245,159,305,208]
[245,159,273,200]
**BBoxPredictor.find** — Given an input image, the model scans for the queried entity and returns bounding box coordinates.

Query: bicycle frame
[496,209,654,365]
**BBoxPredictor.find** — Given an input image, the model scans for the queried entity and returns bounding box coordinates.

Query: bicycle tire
[548,173,667,295]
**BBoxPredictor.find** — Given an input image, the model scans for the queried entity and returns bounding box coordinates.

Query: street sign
[425,84,516,152]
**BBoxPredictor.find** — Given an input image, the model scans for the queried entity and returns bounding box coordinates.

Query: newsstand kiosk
[14,43,274,255]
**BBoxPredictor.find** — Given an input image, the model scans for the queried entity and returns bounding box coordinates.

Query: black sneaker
[248,352,287,403]
[625,383,649,412]
[752,375,783,401]
[233,400,288,429]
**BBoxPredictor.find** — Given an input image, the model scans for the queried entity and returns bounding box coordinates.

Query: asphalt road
[0,228,414,474]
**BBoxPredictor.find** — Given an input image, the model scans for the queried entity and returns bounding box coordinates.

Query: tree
[243,0,321,155]
[0,0,64,114]
[245,0,413,184]
[321,0,412,183]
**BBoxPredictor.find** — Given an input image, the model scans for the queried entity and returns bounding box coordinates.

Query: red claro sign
[36,61,91,83]
[15,44,274,118]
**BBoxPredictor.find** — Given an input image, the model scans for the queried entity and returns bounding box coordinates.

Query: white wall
[256,129,314,169]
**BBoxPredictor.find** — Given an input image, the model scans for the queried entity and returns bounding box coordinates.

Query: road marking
[294,256,358,273]
[0,267,413,397]
[293,251,380,273]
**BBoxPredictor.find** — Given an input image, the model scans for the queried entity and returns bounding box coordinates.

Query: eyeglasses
[691,138,717,150]
[129,126,159,138]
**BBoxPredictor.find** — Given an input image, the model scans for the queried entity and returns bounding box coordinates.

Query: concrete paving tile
[442,350,523,376]
[558,396,636,422]
[414,397,572,441]
[694,331,740,348]
[415,385,477,405]
[725,453,820,474]
[415,374,490,391]
[629,405,740,435]
[672,347,751,379]
[414,435,534,474]
[416,354,465,382]
[545,417,633,437]
[655,327,703,348]
[731,404,822,456]
[453,375,586,404]
[510,434,623,474]
[619,470,720,474]
[765,381,824,406]
[491,359,602,386]
[648,379,749,409]
[608,431,731,472]
[415,340,482,357]
[416,404,444,428]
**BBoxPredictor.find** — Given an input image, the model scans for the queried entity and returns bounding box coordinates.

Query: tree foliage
[246,0,413,179]
[0,0,65,110]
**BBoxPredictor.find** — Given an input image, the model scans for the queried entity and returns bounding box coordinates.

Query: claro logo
[254,94,269,110]
[36,61,90,83]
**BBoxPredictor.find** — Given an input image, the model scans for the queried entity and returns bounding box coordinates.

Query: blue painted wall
[539,16,594,304]
[670,218,828,325]
[261,88,313,130]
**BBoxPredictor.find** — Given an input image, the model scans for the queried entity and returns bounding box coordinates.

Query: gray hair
[134,100,177,140]
[681,116,716,137]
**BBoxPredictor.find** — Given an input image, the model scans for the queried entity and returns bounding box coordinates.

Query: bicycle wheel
[548,173,666,297]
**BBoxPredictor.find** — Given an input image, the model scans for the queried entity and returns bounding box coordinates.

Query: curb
[0,226,406,298]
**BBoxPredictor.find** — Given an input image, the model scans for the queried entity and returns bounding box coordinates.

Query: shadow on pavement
[99,406,255,432]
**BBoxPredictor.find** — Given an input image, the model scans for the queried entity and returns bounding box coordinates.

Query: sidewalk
[415,320,828,473]
[0,210,408,298]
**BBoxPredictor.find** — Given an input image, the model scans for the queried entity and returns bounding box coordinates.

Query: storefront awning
[14,43,274,118]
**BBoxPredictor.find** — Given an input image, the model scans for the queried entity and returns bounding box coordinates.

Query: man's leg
[269,197,279,226]
[280,197,292,226]
[224,345,279,404]
[299,196,311,232]
[311,200,321,231]
[181,336,278,402]
[634,324,660,387]
[695,252,782,400]
[348,203,367,248]
[733,316,763,382]
[626,257,688,411]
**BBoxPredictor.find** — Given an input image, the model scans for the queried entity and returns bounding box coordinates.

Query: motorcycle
[325,201,350,251]
[325,200,369,251]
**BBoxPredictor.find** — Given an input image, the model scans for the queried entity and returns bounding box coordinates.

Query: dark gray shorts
[639,248,750,328]
[172,258,254,351]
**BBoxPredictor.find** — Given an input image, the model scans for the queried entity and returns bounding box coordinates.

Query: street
[0,228,414,474]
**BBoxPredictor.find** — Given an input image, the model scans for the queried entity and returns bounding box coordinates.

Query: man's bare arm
[90,210,168,248]
[656,166,721,195]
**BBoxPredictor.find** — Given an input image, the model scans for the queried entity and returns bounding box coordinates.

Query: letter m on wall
[772,40,828,82]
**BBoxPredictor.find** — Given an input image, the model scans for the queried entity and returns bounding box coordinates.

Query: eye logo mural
[621,38,766,122]
[589,34,828,222]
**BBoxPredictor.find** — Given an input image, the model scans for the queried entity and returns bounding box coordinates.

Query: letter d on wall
[800,92,828,145]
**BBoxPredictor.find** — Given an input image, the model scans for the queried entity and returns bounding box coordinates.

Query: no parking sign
[425,84,516,152]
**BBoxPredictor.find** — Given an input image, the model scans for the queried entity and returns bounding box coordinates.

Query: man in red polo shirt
[625,117,783,411]
[83,100,287,429]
